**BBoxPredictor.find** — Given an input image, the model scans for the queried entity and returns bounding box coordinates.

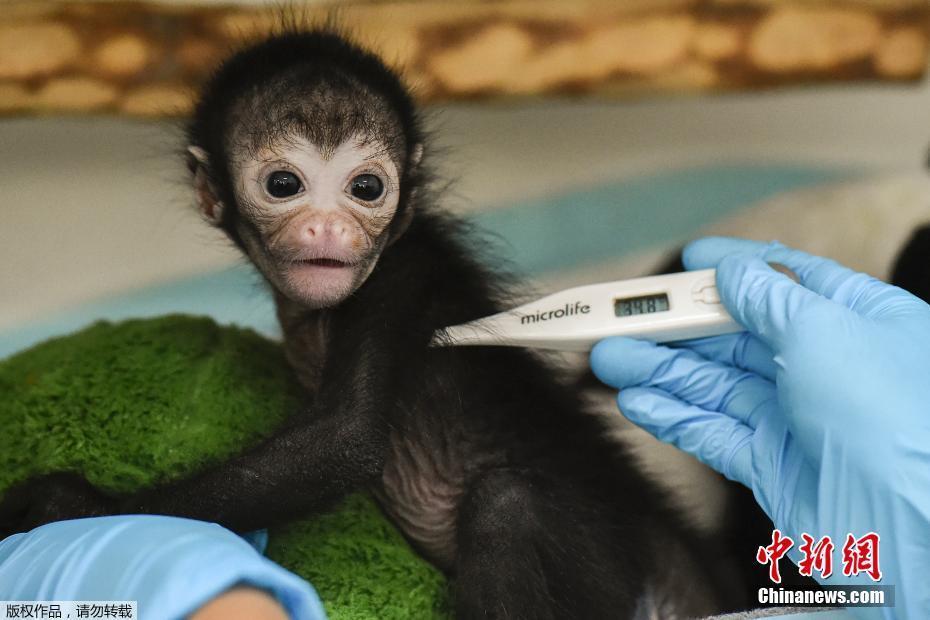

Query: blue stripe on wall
[1,164,847,359]
[475,164,848,274]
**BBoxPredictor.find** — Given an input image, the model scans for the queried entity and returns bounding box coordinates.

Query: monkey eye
[265,170,303,199]
[349,174,384,202]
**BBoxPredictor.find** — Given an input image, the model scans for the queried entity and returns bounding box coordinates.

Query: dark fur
[0,29,740,618]
[892,224,930,303]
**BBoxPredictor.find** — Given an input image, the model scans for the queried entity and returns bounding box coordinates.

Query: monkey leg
[453,469,647,620]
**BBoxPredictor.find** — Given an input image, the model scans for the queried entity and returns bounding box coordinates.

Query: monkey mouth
[296,258,351,268]
[285,255,361,306]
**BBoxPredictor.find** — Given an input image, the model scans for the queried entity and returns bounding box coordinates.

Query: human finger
[674,332,777,381]
[591,337,776,429]
[618,387,754,486]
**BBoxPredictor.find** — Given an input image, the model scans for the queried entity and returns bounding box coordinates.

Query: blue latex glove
[0,515,326,620]
[590,238,930,619]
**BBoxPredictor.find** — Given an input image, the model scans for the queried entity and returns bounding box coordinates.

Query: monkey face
[187,31,424,309]
[231,134,402,309]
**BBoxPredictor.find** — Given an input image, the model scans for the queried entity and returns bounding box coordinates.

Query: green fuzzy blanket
[0,315,449,619]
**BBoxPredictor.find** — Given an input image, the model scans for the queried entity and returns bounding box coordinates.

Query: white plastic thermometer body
[435,269,743,352]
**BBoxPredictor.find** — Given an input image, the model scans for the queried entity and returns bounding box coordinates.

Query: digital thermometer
[434,269,743,352]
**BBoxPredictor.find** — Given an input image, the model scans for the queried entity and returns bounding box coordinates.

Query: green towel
[0,315,449,619]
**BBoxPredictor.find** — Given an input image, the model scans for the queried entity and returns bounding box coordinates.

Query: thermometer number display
[614,293,669,317]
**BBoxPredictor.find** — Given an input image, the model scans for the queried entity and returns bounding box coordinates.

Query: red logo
[758,530,882,583]
[798,534,834,579]
[757,529,794,583]
[842,532,882,582]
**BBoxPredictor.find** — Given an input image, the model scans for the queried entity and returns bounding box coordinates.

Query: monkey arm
[121,326,407,533]
[0,364,391,536]
[122,408,388,532]
[0,306,424,537]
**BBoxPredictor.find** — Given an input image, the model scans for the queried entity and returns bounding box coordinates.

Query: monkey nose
[302,219,351,243]
[303,221,324,239]
[325,219,351,241]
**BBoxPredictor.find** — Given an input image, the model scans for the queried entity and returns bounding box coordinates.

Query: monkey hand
[592,237,930,619]
[0,472,121,540]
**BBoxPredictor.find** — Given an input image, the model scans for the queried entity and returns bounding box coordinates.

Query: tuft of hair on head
[186,21,426,236]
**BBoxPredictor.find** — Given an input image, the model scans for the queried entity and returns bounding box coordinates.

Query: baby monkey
[0,30,736,618]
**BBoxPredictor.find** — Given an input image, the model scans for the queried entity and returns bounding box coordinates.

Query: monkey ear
[187,146,225,226]
[387,144,423,246]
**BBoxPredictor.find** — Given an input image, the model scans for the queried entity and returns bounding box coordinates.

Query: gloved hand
[590,237,930,619]
[0,515,326,620]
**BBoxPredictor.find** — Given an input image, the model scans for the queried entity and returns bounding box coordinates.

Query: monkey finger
[618,387,753,487]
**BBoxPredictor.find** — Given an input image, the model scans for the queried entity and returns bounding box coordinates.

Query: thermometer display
[614,293,669,317]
